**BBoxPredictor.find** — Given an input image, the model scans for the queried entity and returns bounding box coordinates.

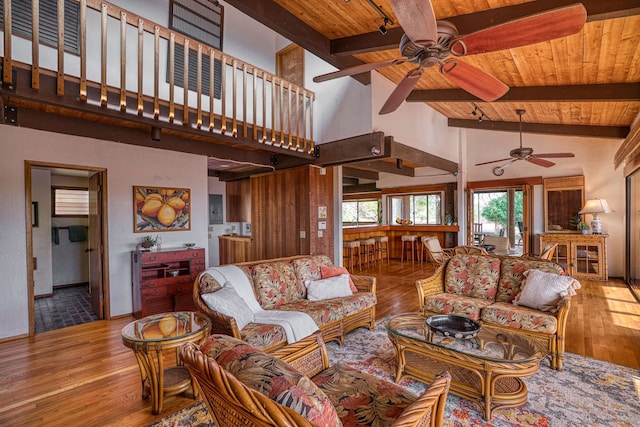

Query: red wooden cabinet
[131,248,205,318]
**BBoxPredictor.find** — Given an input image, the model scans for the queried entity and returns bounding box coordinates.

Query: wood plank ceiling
[227,0,640,139]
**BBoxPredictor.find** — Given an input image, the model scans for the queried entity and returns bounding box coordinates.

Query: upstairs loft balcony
[0,0,317,173]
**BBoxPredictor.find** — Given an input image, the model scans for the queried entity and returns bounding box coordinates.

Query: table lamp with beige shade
[579,198,612,235]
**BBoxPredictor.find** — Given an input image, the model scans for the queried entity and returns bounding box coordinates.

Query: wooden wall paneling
[250,166,334,261]
[308,166,334,259]
[226,178,251,222]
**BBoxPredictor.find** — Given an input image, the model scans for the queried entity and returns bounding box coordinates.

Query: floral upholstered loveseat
[193,255,377,353]
[179,332,451,427]
[416,254,580,370]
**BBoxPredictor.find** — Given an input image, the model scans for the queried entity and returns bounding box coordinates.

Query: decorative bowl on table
[426,315,481,339]
[184,243,196,248]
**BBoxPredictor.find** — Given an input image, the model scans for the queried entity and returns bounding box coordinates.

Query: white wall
[0,125,208,339]
[207,177,229,267]
[31,169,53,296]
[466,128,625,277]
[305,53,373,143]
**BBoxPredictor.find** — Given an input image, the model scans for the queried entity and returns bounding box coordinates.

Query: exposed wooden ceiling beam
[388,139,459,172]
[343,183,380,194]
[316,132,386,166]
[351,160,415,177]
[407,84,640,103]
[342,167,380,181]
[342,176,359,185]
[449,119,629,139]
[222,0,369,84]
[11,106,285,167]
[330,0,640,56]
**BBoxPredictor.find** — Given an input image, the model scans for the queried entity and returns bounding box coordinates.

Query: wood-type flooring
[0,260,638,426]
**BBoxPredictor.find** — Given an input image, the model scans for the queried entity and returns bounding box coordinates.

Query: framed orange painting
[134,186,191,232]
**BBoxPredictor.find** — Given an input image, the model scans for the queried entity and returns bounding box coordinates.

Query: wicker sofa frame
[179,331,451,427]
[416,255,573,371]
[193,255,377,353]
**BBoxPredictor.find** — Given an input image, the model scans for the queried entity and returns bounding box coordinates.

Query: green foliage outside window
[481,192,523,228]
[342,200,380,225]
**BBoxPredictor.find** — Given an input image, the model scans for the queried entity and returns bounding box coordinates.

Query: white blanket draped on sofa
[206,265,319,343]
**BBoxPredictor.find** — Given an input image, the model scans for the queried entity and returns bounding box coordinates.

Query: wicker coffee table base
[390,337,541,420]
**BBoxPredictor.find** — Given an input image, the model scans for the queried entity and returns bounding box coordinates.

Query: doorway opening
[469,187,528,256]
[26,162,109,335]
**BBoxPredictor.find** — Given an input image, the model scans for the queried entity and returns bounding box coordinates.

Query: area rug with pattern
[148,320,640,427]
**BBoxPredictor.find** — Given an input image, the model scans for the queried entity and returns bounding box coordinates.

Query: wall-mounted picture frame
[134,186,191,232]
[32,202,39,227]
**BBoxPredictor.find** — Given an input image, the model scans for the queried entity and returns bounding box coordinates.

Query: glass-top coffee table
[121,311,211,414]
[386,313,544,420]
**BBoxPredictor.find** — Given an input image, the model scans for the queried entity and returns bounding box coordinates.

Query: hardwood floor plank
[0,260,638,426]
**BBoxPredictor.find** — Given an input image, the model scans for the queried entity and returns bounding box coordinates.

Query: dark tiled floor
[34,285,99,333]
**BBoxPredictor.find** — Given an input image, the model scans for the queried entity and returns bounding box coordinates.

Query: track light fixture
[364,0,393,35]
[470,104,489,122]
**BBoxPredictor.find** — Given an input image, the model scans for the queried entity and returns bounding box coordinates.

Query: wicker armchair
[180,332,451,427]
[422,236,455,264]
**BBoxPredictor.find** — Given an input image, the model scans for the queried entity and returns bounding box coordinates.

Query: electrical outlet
[318,230,323,237]
[300,230,306,238]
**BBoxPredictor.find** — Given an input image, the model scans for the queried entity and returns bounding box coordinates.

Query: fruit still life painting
[134,186,191,232]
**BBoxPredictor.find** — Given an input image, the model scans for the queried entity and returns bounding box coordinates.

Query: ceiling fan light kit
[312,1,587,114]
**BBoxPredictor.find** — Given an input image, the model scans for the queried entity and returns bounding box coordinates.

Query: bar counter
[343,225,459,260]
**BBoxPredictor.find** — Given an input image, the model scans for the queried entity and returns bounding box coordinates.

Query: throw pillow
[305,274,353,301]
[201,284,255,329]
[514,269,581,312]
[320,266,358,292]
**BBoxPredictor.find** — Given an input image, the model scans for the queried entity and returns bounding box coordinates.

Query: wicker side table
[121,311,211,414]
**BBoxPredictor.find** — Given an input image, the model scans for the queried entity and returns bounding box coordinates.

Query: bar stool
[358,238,376,268]
[373,235,389,264]
[419,235,436,263]
[343,240,361,271]
[401,235,419,263]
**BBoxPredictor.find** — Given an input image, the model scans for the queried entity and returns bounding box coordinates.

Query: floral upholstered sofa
[416,254,580,370]
[193,255,377,353]
[179,332,451,427]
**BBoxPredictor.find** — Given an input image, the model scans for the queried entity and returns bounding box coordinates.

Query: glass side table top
[386,312,543,363]
[121,311,211,344]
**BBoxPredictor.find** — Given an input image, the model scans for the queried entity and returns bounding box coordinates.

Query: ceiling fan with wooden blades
[313,1,587,114]
[475,110,575,176]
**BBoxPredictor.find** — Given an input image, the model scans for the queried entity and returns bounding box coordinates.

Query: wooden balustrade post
[183,39,189,125]
[137,19,144,115]
[196,44,203,129]
[100,3,107,106]
[56,0,64,96]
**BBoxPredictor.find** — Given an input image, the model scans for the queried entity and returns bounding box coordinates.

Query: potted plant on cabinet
[577,221,590,235]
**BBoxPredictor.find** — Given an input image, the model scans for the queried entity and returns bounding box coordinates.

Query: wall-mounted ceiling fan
[475,110,575,176]
[313,1,587,114]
